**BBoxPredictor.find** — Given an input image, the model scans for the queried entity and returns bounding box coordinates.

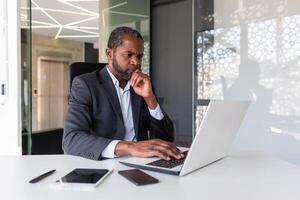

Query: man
[63,26,183,161]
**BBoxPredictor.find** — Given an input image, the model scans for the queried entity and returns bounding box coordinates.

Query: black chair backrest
[68,62,107,98]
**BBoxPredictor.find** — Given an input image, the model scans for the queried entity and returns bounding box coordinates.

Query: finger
[133,142,180,160]
[148,140,181,159]
[153,145,181,160]
[154,140,183,158]
[139,73,150,81]
[131,72,145,87]
[150,149,170,160]
[130,72,139,86]
[134,76,145,87]
[132,69,143,77]
[137,140,181,159]
[151,139,179,151]
[130,145,159,158]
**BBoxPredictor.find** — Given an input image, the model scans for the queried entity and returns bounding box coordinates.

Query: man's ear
[105,48,113,60]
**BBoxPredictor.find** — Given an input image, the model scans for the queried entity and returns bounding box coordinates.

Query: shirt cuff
[148,104,164,120]
[101,140,121,158]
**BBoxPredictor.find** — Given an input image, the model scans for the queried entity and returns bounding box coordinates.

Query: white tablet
[59,168,113,188]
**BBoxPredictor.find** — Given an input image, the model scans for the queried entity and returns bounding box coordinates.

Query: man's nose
[130,56,141,66]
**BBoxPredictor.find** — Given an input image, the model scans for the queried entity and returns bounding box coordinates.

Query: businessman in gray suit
[63,26,183,161]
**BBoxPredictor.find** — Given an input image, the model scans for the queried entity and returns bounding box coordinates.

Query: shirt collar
[106,66,131,91]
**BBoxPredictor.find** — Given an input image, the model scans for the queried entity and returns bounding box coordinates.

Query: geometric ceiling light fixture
[21,0,100,42]
[101,1,128,26]
[20,0,149,43]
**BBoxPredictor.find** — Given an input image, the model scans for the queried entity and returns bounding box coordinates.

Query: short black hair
[107,26,144,49]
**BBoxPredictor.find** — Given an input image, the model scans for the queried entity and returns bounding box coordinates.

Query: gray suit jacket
[63,67,174,160]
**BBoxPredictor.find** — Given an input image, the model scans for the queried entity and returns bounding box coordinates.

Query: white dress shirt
[101,67,164,158]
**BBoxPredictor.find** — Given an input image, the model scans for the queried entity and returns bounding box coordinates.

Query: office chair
[68,62,107,99]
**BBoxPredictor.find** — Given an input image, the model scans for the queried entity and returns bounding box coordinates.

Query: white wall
[0,0,21,155]
[210,0,300,164]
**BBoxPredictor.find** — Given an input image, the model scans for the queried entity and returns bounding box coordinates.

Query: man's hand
[130,70,157,109]
[115,139,184,160]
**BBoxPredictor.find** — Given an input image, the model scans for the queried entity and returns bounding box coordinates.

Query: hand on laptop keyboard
[146,151,188,169]
[115,139,185,160]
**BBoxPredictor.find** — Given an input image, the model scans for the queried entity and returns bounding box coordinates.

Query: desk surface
[1,152,300,200]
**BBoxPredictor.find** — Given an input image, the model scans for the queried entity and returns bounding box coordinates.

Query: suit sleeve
[142,101,174,142]
[144,86,174,142]
[62,76,112,160]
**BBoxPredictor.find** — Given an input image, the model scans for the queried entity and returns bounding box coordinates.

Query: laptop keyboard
[146,151,188,169]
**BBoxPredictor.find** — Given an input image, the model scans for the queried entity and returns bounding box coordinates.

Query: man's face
[108,35,144,81]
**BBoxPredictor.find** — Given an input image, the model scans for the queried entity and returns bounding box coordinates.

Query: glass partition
[18,0,150,154]
[99,0,150,74]
[194,0,300,164]
[22,0,96,154]
[20,0,32,154]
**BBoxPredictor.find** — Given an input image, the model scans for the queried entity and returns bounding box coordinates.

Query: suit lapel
[99,68,124,124]
[98,67,142,138]
[130,87,141,138]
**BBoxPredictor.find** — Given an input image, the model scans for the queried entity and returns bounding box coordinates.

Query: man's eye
[124,54,132,58]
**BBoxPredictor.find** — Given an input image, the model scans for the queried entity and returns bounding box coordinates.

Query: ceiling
[20,0,149,45]
[21,0,99,44]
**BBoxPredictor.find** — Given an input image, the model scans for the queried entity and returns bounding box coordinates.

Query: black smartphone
[118,169,159,186]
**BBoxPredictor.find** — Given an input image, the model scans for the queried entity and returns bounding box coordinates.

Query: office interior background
[0,0,299,165]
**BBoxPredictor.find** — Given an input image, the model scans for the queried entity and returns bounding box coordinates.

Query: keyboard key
[146,151,188,169]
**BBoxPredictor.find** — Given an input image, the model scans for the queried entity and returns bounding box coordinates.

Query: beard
[112,54,140,81]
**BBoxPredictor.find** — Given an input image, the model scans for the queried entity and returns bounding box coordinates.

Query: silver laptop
[120,100,250,176]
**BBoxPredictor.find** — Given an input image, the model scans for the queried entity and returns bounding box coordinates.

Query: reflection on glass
[36,60,68,131]
[21,1,89,133]
[195,13,300,142]
[195,28,240,100]
[194,28,240,130]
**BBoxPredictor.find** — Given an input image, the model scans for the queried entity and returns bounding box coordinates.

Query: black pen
[29,169,56,183]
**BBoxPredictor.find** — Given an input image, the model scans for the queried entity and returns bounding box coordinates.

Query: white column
[0,0,21,155]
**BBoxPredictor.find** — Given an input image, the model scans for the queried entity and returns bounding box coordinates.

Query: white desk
[1,152,300,200]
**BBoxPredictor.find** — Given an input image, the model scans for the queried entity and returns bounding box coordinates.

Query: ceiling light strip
[62,0,99,2]
[57,0,98,17]
[68,26,98,30]
[101,1,127,27]
[31,7,95,16]
[55,26,63,39]
[106,10,149,18]
[64,16,98,26]
[64,26,98,35]
[31,25,60,29]
[31,0,61,26]
[58,35,98,38]
[102,2,128,11]
[31,20,58,26]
